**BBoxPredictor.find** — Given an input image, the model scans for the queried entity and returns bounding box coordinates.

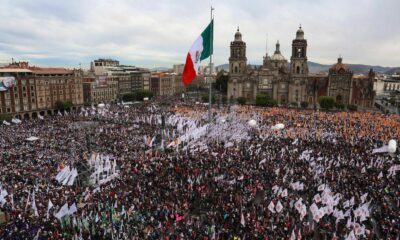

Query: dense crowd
[0,100,399,239]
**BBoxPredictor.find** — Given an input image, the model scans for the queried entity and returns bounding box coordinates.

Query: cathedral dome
[296,25,304,40]
[271,41,286,61]
[330,57,350,73]
[234,27,242,41]
[271,53,285,61]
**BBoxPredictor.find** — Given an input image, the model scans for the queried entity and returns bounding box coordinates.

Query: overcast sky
[0,0,399,69]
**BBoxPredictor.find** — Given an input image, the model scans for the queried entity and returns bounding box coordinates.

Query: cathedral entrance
[280,95,286,105]
[336,95,342,104]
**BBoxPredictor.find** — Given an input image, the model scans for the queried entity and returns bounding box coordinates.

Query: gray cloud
[0,0,399,68]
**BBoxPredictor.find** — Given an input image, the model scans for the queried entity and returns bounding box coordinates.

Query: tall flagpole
[208,6,214,127]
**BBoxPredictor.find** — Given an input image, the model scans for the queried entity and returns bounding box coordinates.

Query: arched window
[235,66,238,73]
[296,66,300,74]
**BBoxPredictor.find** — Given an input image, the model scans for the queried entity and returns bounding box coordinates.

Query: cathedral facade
[227,27,375,108]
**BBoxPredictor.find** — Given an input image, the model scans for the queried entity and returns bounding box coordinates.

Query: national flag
[182,20,214,86]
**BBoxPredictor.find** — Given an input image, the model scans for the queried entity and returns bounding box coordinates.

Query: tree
[255,93,269,106]
[268,99,278,107]
[300,101,309,109]
[55,100,73,111]
[221,95,227,104]
[237,97,246,105]
[335,102,345,110]
[213,71,229,94]
[135,90,153,101]
[389,96,396,105]
[202,94,216,103]
[290,102,298,108]
[0,114,12,122]
[318,96,335,110]
[122,93,136,102]
[347,104,358,111]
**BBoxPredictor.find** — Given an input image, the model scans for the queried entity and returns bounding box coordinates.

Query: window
[296,66,300,74]
[235,66,238,73]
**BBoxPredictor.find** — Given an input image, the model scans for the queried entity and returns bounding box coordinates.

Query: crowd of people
[0,99,399,239]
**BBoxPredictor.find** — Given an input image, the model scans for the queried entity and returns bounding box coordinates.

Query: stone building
[0,61,83,119]
[90,59,151,97]
[82,77,118,105]
[327,57,353,105]
[150,73,185,97]
[227,26,375,108]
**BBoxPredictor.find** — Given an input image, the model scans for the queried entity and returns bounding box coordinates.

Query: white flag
[55,203,69,220]
[31,191,39,217]
[69,203,77,215]
[240,212,245,227]
[360,193,368,203]
[47,200,54,220]
[275,201,283,213]
[268,201,275,213]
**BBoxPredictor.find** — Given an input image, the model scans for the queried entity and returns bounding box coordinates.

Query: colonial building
[0,61,83,119]
[82,77,118,105]
[90,59,151,97]
[150,73,185,97]
[227,26,375,108]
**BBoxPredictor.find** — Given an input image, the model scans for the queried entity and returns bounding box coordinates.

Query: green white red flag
[182,20,213,86]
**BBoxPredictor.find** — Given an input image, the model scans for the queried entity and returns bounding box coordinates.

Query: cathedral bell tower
[229,27,247,75]
[227,27,248,100]
[290,25,308,77]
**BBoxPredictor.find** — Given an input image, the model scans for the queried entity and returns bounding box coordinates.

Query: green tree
[0,114,12,122]
[213,70,229,94]
[55,100,73,111]
[202,94,216,103]
[335,102,345,110]
[268,99,278,107]
[122,93,136,102]
[389,96,396,105]
[318,96,335,110]
[237,97,246,105]
[255,93,269,106]
[221,95,227,104]
[134,90,153,101]
[300,101,309,109]
[347,104,358,111]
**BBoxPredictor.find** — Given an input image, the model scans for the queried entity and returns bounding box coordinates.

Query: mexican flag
[182,20,213,86]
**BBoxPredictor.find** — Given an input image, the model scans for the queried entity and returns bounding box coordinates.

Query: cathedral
[227,26,375,108]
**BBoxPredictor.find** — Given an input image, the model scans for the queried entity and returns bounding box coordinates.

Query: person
[0,99,399,239]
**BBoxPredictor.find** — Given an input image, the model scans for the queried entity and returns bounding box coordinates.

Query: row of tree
[122,90,154,102]
[229,94,358,111]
